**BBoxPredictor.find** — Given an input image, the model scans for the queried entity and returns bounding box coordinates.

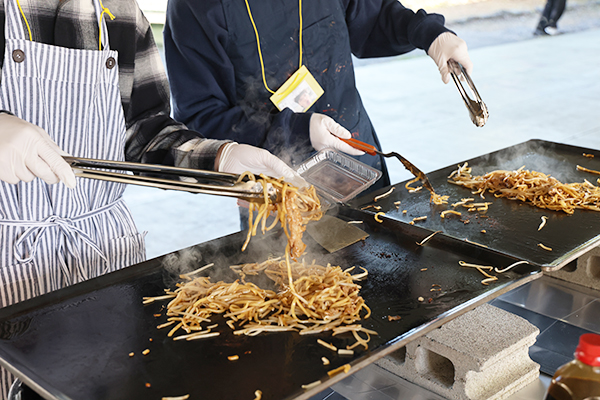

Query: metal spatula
[306,214,369,253]
[337,138,434,194]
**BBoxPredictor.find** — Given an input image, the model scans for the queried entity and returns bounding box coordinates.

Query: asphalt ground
[126,1,600,259]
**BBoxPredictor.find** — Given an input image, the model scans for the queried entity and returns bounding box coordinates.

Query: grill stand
[545,244,600,291]
[375,304,540,400]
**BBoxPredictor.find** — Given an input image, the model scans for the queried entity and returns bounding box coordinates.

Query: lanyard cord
[98,0,115,50]
[15,0,33,41]
[244,0,302,94]
[14,0,114,50]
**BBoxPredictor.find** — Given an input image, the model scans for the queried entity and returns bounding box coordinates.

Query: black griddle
[352,139,600,271]
[0,206,540,400]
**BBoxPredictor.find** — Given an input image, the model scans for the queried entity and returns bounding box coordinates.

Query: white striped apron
[0,0,147,393]
[0,0,146,396]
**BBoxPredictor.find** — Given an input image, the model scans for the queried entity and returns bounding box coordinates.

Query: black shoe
[534,27,549,36]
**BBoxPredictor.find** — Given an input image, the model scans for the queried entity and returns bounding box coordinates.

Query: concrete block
[545,244,600,291]
[376,303,540,400]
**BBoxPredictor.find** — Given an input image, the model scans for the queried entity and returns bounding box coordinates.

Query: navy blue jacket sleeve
[344,0,450,58]
[163,0,312,158]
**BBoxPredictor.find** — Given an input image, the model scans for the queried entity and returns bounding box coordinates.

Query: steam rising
[233,75,313,167]
[161,73,333,286]
[471,140,586,183]
[159,215,332,290]
[160,243,242,288]
[161,247,203,275]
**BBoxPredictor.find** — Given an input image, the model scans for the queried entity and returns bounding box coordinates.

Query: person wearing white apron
[0,0,146,297]
[0,0,147,395]
[0,0,303,396]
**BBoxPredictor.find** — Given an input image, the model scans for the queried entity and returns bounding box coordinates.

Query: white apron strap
[3,0,28,41]
[92,0,112,51]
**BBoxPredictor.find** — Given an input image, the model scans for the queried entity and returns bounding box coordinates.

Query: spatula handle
[338,138,378,156]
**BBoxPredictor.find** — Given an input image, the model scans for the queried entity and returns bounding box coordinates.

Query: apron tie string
[1,200,123,281]
[13,215,109,282]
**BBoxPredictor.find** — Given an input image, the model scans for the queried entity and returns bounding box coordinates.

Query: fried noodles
[449,163,600,214]
[149,258,373,340]
[146,173,376,347]
[240,172,322,259]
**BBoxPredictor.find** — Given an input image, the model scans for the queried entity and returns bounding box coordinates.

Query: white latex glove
[217,142,308,188]
[427,32,473,84]
[309,114,365,156]
[0,113,76,188]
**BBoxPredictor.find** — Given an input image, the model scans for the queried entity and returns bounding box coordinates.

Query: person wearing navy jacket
[164,0,474,194]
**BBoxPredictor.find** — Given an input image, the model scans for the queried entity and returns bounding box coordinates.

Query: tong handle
[71,168,276,202]
[449,60,479,101]
[448,59,489,128]
[63,156,240,184]
[338,138,378,156]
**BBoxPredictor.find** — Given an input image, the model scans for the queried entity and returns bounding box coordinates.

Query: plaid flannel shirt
[0,0,227,170]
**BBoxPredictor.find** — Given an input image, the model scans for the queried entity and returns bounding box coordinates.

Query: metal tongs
[63,156,277,202]
[338,138,435,194]
[449,59,489,127]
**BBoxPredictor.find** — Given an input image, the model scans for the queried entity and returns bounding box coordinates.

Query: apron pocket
[107,232,147,272]
[0,263,41,308]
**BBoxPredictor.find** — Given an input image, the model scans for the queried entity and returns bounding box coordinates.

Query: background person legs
[548,0,567,29]
[535,0,567,35]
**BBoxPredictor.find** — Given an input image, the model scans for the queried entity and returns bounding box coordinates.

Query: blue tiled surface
[496,278,599,321]
[308,388,341,400]
[534,319,590,360]
[529,345,572,377]
[493,276,600,375]
[489,298,557,333]
[562,299,600,334]
[323,392,349,400]
[331,365,445,400]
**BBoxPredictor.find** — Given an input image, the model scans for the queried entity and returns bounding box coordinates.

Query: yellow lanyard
[15,0,115,50]
[244,0,303,94]
[98,0,116,50]
[15,0,32,41]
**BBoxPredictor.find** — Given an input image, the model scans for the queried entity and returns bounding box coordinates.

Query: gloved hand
[0,113,76,188]
[427,32,473,84]
[217,142,307,188]
[309,114,365,156]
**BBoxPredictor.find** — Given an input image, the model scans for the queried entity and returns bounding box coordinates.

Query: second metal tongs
[449,59,489,127]
[63,156,277,202]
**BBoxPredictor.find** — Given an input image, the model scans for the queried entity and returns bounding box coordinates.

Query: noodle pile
[150,258,373,342]
[449,163,600,214]
[146,173,376,345]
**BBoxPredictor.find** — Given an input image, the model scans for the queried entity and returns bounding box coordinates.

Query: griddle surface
[0,210,540,400]
[353,140,600,269]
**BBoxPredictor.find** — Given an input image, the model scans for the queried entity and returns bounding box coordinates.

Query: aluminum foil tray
[297,149,382,203]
